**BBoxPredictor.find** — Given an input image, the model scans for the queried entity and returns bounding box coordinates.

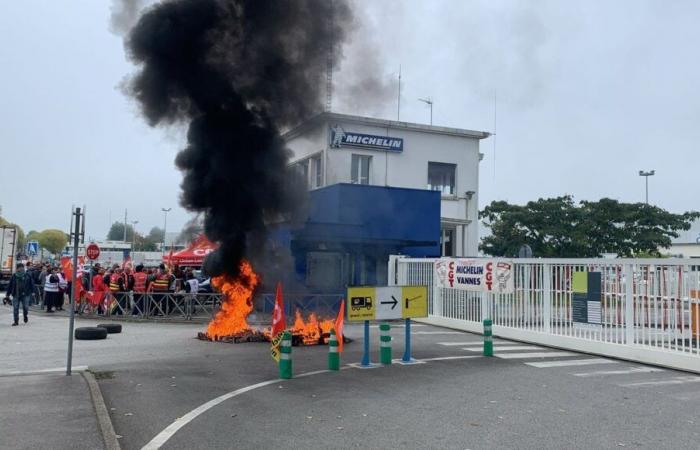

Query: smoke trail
[124,0,353,277]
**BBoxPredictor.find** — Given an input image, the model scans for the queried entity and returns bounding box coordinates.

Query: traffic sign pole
[380,322,392,364]
[402,318,415,362]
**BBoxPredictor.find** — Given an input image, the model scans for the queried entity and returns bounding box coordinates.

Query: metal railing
[393,257,700,373]
[75,291,224,321]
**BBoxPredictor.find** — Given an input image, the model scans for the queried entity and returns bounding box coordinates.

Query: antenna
[493,90,497,182]
[397,65,402,121]
[418,97,433,125]
[325,0,334,112]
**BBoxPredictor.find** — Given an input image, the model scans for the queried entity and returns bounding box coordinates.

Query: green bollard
[328,328,340,371]
[279,330,293,379]
[483,319,493,357]
[380,322,392,365]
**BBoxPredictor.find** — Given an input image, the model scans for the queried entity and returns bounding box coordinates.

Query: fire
[206,260,259,339]
[292,310,335,345]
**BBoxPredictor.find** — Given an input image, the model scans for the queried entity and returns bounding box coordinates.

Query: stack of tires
[74,323,122,340]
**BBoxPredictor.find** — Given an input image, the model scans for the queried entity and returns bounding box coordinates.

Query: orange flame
[291,310,335,345]
[206,260,259,339]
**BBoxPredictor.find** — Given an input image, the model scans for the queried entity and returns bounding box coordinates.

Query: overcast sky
[1,0,698,241]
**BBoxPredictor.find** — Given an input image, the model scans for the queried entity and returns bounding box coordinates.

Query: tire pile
[74,323,122,340]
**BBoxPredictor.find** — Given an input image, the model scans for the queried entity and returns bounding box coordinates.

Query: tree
[107,222,135,242]
[37,229,69,255]
[147,227,165,244]
[480,196,699,258]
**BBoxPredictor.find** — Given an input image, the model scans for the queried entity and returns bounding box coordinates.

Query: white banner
[434,258,515,294]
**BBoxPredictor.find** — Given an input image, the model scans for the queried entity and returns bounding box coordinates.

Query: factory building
[278,112,489,290]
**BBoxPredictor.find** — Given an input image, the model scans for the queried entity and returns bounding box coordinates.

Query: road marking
[573,367,664,377]
[619,376,700,388]
[495,351,576,359]
[437,342,487,346]
[463,345,542,352]
[421,356,482,362]
[526,359,618,368]
[412,331,464,335]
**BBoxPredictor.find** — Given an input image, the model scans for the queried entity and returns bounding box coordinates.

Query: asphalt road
[2,304,699,449]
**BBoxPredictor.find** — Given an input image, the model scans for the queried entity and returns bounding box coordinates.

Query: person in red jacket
[131,264,149,315]
[108,267,127,315]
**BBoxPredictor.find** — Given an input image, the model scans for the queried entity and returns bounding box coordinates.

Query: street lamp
[161,208,171,254]
[638,170,655,204]
[130,220,139,250]
[418,97,433,125]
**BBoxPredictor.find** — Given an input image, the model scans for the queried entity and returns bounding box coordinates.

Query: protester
[108,267,127,315]
[44,266,61,313]
[36,264,48,306]
[131,264,149,315]
[150,264,174,315]
[56,269,67,311]
[4,263,35,326]
[91,267,108,314]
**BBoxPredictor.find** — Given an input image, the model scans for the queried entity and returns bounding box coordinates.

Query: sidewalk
[0,372,106,450]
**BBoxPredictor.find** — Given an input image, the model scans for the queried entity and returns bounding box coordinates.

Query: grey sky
[1,0,698,241]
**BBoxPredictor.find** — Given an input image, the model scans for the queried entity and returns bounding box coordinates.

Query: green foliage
[107,222,135,241]
[37,229,69,255]
[147,227,165,244]
[480,196,700,258]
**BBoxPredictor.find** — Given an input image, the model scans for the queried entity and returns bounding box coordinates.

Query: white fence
[390,257,700,373]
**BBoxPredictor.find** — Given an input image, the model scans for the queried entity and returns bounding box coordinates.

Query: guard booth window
[311,155,323,188]
[428,162,456,195]
[351,154,371,185]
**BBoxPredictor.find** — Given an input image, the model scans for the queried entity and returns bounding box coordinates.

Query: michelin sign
[434,258,515,294]
[330,125,403,152]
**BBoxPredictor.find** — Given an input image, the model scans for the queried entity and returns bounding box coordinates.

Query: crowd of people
[3,261,203,325]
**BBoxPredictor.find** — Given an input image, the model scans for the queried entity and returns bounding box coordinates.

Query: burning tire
[75,327,108,340]
[97,323,122,334]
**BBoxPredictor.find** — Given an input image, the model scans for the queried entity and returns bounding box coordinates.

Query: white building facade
[284,112,489,257]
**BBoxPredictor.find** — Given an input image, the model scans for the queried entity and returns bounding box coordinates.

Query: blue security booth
[274,183,440,293]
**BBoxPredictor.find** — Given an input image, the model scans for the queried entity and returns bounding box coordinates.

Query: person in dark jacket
[4,263,35,326]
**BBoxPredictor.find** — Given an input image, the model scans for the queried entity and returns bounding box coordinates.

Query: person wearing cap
[4,263,35,326]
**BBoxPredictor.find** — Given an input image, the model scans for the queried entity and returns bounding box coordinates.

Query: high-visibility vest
[152,274,171,291]
[109,273,122,292]
[133,272,148,293]
[44,274,59,293]
[186,278,199,294]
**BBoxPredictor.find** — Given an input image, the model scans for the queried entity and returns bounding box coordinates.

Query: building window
[428,162,456,196]
[441,226,455,257]
[312,155,323,188]
[351,154,371,185]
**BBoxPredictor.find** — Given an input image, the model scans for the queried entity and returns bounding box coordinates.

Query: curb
[82,371,121,450]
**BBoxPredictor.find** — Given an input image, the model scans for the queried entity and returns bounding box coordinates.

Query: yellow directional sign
[347,286,428,322]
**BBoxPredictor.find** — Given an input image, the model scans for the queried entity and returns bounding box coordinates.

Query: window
[351,154,371,185]
[295,160,309,188]
[428,162,456,195]
[312,155,323,188]
[441,226,455,257]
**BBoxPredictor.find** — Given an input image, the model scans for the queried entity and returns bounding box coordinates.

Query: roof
[283,111,491,141]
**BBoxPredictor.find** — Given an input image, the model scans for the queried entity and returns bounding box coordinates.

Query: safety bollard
[279,330,293,379]
[483,319,493,357]
[380,322,392,364]
[328,328,340,371]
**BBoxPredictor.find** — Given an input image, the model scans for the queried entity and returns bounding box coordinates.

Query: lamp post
[638,170,655,204]
[161,208,171,254]
[418,97,433,125]
[130,220,139,250]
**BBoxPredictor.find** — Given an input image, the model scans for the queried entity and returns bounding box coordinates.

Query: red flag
[122,255,133,271]
[335,299,345,353]
[271,282,286,338]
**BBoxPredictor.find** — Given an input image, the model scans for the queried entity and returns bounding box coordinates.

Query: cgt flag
[270,282,286,362]
[335,299,345,353]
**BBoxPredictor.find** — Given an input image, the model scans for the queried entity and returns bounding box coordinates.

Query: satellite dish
[518,244,533,258]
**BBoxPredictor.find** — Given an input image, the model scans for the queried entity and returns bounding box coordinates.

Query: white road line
[526,359,618,368]
[496,351,576,359]
[573,367,664,377]
[412,331,464,335]
[421,356,482,362]
[619,376,700,388]
[0,366,89,377]
[463,346,542,352]
[437,342,486,346]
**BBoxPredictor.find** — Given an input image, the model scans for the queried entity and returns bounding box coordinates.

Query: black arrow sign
[381,296,399,310]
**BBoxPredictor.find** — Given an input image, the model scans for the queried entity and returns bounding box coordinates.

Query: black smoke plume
[124,0,353,278]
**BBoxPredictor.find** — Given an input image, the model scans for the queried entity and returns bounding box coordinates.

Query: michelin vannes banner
[434,258,515,294]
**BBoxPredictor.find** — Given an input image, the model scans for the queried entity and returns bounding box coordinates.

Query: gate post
[624,263,635,345]
[543,263,552,334]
